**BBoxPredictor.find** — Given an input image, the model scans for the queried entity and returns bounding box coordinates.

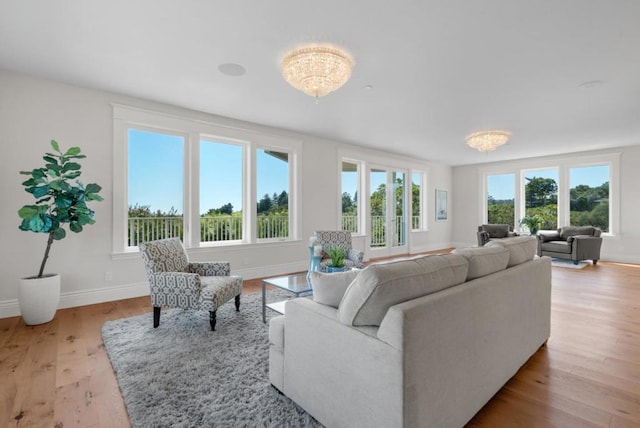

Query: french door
[368,167,408,257]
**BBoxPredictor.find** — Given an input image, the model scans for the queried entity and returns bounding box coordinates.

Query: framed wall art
[436,189,448,221]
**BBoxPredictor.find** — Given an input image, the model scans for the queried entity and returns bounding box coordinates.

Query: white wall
[452,146,640,263]
[0,71,452,317]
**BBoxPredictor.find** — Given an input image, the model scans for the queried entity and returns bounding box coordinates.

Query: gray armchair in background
[477,224,519,247]
[537,226,603,265]
[139,237,243,330]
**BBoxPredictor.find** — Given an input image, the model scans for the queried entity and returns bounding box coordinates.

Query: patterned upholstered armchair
[139,238,243,331]
[314,230,365,271]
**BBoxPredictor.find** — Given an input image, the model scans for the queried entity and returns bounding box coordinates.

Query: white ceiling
[1,1,639,165]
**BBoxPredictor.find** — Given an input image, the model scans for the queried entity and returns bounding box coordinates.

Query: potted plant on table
[326,246,347,273]
[519,215,543,236]
[17,140,103,325]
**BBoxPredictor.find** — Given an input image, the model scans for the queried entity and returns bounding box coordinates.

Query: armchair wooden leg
[153,306,161,328]
[593,259,598,265]
[573,260,579,265]
[209,310,216,331]
[235,294,240,312]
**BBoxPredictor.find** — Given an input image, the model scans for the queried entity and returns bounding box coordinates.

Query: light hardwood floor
[1,258,639,427]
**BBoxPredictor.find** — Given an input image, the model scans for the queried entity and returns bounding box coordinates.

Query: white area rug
[102,290,321,428]
[551,258,590,269]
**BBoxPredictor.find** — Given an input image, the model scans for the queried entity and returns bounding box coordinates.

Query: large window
[113,105,300,252]
[570,165,609,232]
[341,161,360,233]
[127,129,184,246]
[256,149,290,240]
[487,173,515,227]
[200,140,244,242]
[482,154,617,237]
[524,169,558,230]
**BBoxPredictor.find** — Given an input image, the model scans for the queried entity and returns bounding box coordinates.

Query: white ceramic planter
[18,273,61,325]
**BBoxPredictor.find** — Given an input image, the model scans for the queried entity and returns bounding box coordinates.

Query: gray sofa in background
[269,236,551,428]
[537,226,603,264]
[477,223,518,246]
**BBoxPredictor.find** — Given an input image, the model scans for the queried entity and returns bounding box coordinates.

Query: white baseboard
[0,260,309,320]
[234,261,308,280]
[0,281,150,319]
[409,242,455,254]
[600,253,640,265]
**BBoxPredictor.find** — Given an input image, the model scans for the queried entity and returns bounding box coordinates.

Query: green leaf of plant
[42,155,58,165]
[65,147,81,156]
[32,168,46,178]
[32,185,50,198]
[87,193,104,202]
[62,162,81,172]
[69,221,83,233]
[52,227,66,240]
[63,171,81,180]
[50,140,60,152]
[54,195,72,208]
[18,206,39,219]
[21,178,41,187]
[85,183,102,194]
[46,163,61,172]
[28,215,49,232]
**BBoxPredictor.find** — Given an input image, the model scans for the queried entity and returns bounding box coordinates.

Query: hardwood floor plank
[8,321,58,427]
[53,377,99,428]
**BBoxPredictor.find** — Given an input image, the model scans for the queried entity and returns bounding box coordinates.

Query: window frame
[255,146,294,243]
[480,153,620,236]
[198,136,248,247]
[112,104,301,253]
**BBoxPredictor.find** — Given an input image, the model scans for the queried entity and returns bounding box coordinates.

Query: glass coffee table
[262,273,312,323]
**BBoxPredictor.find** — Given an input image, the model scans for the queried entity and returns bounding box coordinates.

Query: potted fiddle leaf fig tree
[18,140,103,325]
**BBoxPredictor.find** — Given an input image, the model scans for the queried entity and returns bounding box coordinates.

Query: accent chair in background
[139,237,243,330]
[477,224,519,247]
[537,226,603,265]
[314,230,365,271]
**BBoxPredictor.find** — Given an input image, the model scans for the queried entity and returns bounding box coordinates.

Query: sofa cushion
[540,240,572,254]
[486,236,537,267]
[559,226,596,240]
[452,246,510,280]
[482,224,510,238]
[337,253,468,326]
[538,232,561,242]
[310,269,360,308]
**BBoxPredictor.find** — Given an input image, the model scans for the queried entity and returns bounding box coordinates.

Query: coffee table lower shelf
[265,300,287,316]
[262,273,312,323]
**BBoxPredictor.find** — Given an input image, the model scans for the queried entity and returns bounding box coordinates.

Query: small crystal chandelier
[280,43,354,98]
[465,130,511,153]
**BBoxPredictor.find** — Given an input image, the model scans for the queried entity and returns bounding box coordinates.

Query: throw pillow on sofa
[310,269,360,308]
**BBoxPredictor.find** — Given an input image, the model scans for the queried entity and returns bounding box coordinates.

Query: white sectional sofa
[269,236,551,428]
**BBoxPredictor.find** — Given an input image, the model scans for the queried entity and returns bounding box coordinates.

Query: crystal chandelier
[465,130,511,153]
[281,43,354,98]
